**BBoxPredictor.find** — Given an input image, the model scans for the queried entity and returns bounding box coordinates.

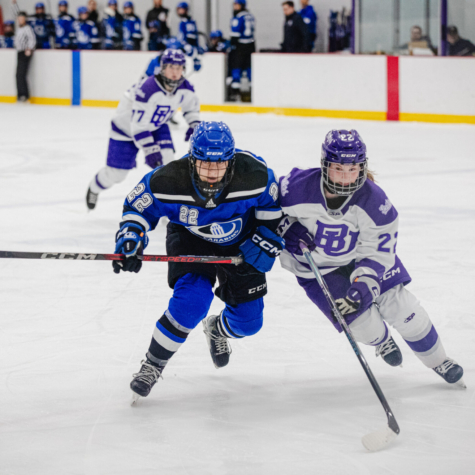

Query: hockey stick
[299,243,400,452]
[0,250,243,265]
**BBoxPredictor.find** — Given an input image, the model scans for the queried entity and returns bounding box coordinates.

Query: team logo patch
[379,199,393,215]
[187,218,243,244]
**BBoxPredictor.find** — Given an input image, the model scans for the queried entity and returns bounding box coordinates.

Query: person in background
[87,0,99,26]
[55,1,75,49]
[176,2,202,72]
[146,0,169,51]
[1,20,15,48]
[73,6,99,50]
[13,1,55,49]
[447,26,475,57]
[399,25,434,53]
[102,0,123,50]
[229,0,255,101]
[208,30,229,53]
[122,1,143,51]
[14,11,35,102]
[281,1,310,53]
[300,0,317,52]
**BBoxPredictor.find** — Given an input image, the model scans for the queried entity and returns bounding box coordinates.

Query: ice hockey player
[101,0,123,50]
[277,129,465,387]
[111,121,284,400]
[122,1,142,51]
[55,1,75,49]
[0,21,15,48]
[72,6,99,50]
[229,0,255,101]
[208,30,230,53]
[176,2,203,71]
[27,2,55,49]
[86,49,200,210]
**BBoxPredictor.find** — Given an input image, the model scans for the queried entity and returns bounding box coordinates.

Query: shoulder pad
[225,151,268,198]
[135,76,161,103]
[176,79,195,93]
[149,158,192,196]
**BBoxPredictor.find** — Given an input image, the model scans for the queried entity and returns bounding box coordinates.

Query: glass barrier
[447,0,475,56]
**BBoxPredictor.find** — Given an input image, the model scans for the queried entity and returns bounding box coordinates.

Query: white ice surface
[1,103,474,474]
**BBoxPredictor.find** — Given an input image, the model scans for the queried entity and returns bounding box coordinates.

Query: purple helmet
[159,49,186,91]
[321,129,368,196]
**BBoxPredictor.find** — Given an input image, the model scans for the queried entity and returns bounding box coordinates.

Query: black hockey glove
[113,222,149,274]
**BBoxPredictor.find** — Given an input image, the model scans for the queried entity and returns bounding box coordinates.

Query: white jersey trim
[153,193,195,202]
[227,186,266,199]
[122,212,151,232]
[255,209,283,220]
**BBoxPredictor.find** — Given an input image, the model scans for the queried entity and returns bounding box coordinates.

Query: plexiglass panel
[360,0,394,54]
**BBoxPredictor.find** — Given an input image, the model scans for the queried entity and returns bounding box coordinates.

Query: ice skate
[130,359,163,404]
[433,358,466,387]
[86,187,99,210]
[202,314,232,369]
[375,337,403,367]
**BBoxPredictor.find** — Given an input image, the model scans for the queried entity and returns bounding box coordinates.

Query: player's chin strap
[299,242,400,452]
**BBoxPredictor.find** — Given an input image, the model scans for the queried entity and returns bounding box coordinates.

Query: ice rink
[1,103,474,474]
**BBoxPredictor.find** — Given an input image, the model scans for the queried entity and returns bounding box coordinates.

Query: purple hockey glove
[144,144,163,169]
[335,275,381,317]
[185,121,200,142]
[280,220,316,255]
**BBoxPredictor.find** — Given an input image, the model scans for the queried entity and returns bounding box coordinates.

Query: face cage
[158,67,185,92]
[189,156,236,198]
[321,160,368,196]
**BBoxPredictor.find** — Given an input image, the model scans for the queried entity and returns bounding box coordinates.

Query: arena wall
[0,50,474,124]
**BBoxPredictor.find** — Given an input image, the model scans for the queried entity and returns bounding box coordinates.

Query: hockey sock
[146,311,191,367]
[349,306,390,347]
[89,166,129,193]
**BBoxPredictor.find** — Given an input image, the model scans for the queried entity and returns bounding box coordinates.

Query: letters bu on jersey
[187,218,243,244]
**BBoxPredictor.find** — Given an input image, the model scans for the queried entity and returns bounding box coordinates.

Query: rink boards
[0,50,474,124]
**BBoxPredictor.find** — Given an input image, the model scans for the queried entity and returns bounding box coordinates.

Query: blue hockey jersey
[72,19,99,50]
[123,14,143,50]
[55,13,75,48]
[28,13,55,49]
[121,151,282,246]
[0,35,15,48]
[300,5,317,36]
[102,13,123,49]
[230,10,255,44]
[177,16,198,47]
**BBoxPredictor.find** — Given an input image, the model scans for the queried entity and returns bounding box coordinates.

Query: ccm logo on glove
[251,234,283,256]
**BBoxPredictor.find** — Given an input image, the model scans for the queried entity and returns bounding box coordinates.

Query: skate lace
[434,358,455,375]
[132,361,163,384]
[203,327,232,356]
[376,338,398,358]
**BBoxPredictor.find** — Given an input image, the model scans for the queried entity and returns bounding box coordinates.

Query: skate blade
[131,392,141,406]
[454,378,467,389]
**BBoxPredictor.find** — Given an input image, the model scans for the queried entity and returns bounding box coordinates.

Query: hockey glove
[185,121,200,142]
[144,143,163,169]
[239,226,285,273]
[335,275,381,316]
[113,223,149,274]
[278,218,316,256]
[193,58,202,72]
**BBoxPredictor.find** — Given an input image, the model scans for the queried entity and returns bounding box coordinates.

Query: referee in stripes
[15,11,36,102]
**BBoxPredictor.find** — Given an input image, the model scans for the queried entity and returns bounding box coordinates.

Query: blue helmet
[321,129,368,196]
[234,0,246,6]
[35,2,45,9]
[108,0,117,5]
[177,2,189,9]
[58,1,68,6]
[210,30,223,39]
[5,20,15,26]
[165,37,183,51]
[189,122,236,197]
[124,1,134,8]
[78,6,88,15]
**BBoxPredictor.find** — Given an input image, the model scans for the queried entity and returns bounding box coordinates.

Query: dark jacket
[281,11,310,53]
[145,6,170,37]
[449,38,475,57]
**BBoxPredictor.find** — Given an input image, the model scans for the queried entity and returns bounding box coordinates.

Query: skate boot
[375,337,403,367]
[202,314,232,369]
[86,187,99,210]
[433,358,465,387]
[130,359,163,401]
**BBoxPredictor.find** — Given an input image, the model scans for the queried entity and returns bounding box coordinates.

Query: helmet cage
[189,156,236,198]
[321,158,368,196]
[158,49,186,92]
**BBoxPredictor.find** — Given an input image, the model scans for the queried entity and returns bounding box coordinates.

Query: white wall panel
[187,52,225,105]
[29,50,71,99]
[252,54,387,112]
[400,57,475,115]
[0,50,17,97]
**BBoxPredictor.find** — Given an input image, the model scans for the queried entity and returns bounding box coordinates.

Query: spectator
[122,1,142,51]
[229,0,255,101]
[101,0,123,50]
[55,1,75,49]
[1,20,15,48]
[400,25,434,53]
[281,1,310,53]
[87,0,99,27]
[300,0,317,52]
[208,30,230,53]
[447,26,475,57]
[73,6,99,50]
[176,2,198,48]
[146,0,170,51]
[19,1,55,49]
[14,11,35,102]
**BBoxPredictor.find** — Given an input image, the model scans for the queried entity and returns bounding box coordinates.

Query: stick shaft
[300,244,399,435]
[0,250,243,265]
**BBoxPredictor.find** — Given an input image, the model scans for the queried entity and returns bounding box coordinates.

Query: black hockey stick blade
[0,250,243,265]
[299,243,400,451]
